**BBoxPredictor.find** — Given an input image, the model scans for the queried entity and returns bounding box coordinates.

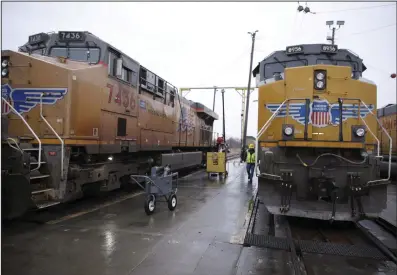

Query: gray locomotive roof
[253,44,367,80]
[377,103,397,118]
[190,102,219,120]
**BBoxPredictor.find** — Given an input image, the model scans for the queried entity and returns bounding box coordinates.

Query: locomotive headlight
[2,59,8,68]
[316,72,325,80]
[1,68,8,77]
[355,128,365,137]
[316,81,324,89]
[284,126,293,136]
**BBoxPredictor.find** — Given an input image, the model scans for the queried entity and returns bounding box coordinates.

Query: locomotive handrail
[255,98,310,179]
[1,97,43,171]
[7,137,23,154]
[339,98,393,185]
[40,94,65,180]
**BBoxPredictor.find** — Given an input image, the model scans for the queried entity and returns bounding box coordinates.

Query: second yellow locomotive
[253,44,392,221]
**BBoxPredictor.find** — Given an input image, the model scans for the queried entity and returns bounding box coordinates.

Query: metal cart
[130,165,178,215]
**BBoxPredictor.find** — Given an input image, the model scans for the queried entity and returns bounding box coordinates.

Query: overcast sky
[2,2,396,139]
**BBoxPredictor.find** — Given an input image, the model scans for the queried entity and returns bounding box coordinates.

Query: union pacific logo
[266,99,374,128]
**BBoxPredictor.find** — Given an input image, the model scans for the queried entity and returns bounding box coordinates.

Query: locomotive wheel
[167,193,177,211]
[144,195,156,215]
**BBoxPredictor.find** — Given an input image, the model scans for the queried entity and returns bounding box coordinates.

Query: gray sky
[2,2,396,139]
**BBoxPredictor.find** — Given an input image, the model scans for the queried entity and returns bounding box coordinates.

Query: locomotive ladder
[1,94,65,179]
[254,98,309,179]
[339,98,393,186]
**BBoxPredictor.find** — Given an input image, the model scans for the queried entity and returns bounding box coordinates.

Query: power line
[339,23,396,39]
[316,3,396,14]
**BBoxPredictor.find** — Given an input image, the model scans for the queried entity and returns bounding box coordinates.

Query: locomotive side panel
[2,51,71,139]
[378,104,397,156]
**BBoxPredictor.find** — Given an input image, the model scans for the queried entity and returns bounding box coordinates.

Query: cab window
[49,47,100,63]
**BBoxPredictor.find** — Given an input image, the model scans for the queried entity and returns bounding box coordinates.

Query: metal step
[31,188,54,195]
[23,148,42,151]
[36,201,61,209]
[30,161,46,165]
[30,174,50,180]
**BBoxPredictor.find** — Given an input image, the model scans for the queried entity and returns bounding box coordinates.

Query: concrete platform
[380,184,396,227]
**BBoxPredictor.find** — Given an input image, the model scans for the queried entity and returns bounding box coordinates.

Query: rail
[1,98,43,171]
[339,98,393,186]
[40,94,65,180]
[255,98,309,179]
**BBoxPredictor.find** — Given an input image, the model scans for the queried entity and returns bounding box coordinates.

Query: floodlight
[337,21,345,26]
[326,21,334,26]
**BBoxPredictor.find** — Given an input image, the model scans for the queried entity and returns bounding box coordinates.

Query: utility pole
[326,20,345,45]
[241,30,258,160]
[221,89,226,143]
[212,86,217,111]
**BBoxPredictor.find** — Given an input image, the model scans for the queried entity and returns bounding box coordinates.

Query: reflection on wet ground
[2,162,396,275]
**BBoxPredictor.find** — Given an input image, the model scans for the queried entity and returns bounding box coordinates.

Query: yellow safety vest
[246,151,255,164]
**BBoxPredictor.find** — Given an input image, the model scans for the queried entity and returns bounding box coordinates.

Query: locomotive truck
[1,31,219,219]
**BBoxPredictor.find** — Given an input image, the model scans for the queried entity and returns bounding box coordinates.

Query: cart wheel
[168,193,177,211]
[144,195,156,215]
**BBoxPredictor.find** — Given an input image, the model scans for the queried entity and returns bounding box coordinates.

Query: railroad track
[244,197,397,275]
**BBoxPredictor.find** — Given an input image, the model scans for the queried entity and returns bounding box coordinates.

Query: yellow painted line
[46,191,144,225]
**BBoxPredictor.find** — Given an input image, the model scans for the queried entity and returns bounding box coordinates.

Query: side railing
[40,94,65,180]
[339,98,393,185]
[255,98,309,179]
[1,98,43,171]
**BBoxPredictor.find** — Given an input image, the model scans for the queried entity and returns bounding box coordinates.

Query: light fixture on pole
[326,20,345,45]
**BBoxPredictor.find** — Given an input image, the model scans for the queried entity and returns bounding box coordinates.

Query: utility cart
[130,166,178,215]
[206,151,228,178]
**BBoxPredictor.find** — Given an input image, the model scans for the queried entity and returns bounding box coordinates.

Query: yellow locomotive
[1,31,218,219]
[253,44,393,221]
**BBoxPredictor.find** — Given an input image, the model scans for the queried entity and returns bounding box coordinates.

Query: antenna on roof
[326,20,345,45]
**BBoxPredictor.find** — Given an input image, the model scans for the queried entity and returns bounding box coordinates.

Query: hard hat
[249,144,255,149]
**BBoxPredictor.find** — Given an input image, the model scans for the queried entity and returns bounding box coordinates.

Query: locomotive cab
[254,44,391,221]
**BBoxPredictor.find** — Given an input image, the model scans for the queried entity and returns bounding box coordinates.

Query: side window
[117,117,127,137]
[121,67,131,82]
[170,89,175,107]
[140,67,147,86]
[158,78,165,95]
[108,51,119,76]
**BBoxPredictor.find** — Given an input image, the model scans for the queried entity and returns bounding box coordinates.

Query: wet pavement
[2,161,257,275]
[2,161,396,275]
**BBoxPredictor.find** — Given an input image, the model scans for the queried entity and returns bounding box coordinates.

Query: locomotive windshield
[48,47,100,63]
[18,31,102,64]
[253,44,367,83]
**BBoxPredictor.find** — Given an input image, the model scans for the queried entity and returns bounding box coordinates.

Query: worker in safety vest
[244,144,256,182]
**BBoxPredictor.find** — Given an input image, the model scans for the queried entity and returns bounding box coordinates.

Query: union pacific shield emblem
[309,99,330,127]
[266,99,374,127]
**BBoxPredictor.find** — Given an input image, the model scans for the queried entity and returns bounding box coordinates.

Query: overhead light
[316,72,325,80]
